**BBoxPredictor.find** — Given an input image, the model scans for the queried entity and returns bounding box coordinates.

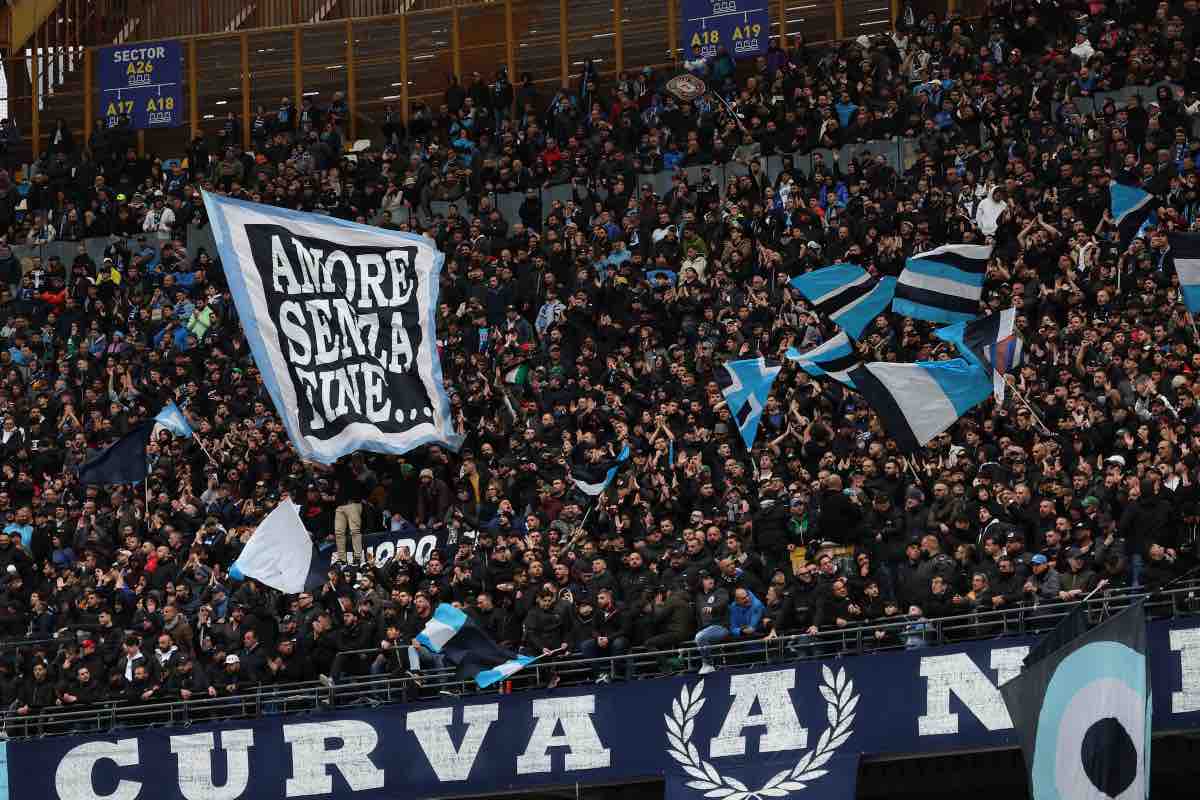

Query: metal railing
[3,579,1197,739]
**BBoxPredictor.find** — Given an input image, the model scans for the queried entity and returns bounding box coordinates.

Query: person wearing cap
[1021,554,1061,606]
[693,571,730,675]
[218,654,253,696]
[1056,548,1098,601]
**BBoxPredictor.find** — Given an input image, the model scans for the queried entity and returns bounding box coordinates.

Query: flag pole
[1003,375,1054,436]
[193,435,219,466]
[561,495,601,558]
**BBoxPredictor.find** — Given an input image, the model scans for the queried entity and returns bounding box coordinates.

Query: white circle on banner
[1052,677,1145,800]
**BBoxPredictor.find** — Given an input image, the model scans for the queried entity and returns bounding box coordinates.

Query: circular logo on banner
[666,74,708,102]
[1031,641,1149,800]
[664,665,856,800]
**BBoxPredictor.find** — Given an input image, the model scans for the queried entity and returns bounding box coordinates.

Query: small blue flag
[154,401,195,438]
[716,358,783,450]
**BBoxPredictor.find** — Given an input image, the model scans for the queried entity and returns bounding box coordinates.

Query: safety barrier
[3,577,1197,739]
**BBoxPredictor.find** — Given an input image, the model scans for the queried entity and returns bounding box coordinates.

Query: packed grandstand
[0,0,1196,773]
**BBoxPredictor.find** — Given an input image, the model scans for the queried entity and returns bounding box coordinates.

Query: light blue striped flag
[1168,232,1200,313]
[476,654,540,688]
[847,358,993,452]
[416,604,469,652]
[790,263,897,339]
[785,331,860,388]
[892,243,992,324]
[716,358,783,450]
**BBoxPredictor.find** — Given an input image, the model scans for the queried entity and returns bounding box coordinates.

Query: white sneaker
[698,662,715,675]
[330,553,343,566]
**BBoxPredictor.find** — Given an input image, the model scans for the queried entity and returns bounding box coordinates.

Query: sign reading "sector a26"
[96,41,184,129]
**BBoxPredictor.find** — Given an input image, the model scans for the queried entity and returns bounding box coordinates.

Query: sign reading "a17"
[96,41,184,130]
[681,0,768,60]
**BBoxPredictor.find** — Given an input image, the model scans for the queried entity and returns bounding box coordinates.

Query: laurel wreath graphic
[665,665,858,800]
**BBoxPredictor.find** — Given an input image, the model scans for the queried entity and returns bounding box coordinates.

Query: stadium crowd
[0,0,1197,727]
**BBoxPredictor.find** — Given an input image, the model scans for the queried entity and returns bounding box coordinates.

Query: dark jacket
[592,602,632,640]
[694,586,730,629]
[523,603,570,652]
[817,490,863,544]
[650,593,694,643]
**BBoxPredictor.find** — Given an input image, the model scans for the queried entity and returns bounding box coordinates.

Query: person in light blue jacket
[728,588,765,640]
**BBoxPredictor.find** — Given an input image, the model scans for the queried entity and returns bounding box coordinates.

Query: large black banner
[205,193,462,463]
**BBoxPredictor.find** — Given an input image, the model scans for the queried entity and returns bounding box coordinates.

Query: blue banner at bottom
[10,618,1200,800]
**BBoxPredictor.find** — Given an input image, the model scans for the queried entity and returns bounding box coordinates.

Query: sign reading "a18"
[680,0,768,60]
[96,41,184,130]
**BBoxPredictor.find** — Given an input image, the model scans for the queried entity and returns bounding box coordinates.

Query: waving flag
[77,421,154,485]
[893,243,992,324]
[416,603,546,688]
[789,264,897,339]
[1110,182,1155,253]
[203,192,462,464]
[227,499,314,594]
[786,331,861,388]
[572,444,631,496]
[1167,232,1200,313]
[717,357,783,450]
[934,308,1024,403]
[154,401,195,438]
[847,358,992,452]
[1001,602,1149,800]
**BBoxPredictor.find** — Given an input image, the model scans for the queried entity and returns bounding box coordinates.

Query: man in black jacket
[164,656,216,701]
[524,590,570,655]
[12,660,57,736]
[581,588,631,682]
[59,663,106,708]
[817,475,863,545]
[334,607,375,679]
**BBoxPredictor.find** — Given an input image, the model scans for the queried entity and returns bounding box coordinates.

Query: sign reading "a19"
[680,0,768,60]
[96,41,184,129]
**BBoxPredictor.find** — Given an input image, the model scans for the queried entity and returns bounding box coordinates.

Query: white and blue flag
[154,401,194,438]
[416,603,543,687]
[476,655,540,688]
[572,444,631,496]
[227,499,314,594]
[716,357,783,450]
[847,358,993,452]
[789,264,897,339]
[1111,182,1155,252]
[785,331,861,388]
[416,603,469,652]
[1168,232,1200,313]
[202,192,462,464]
[892,243,992,324]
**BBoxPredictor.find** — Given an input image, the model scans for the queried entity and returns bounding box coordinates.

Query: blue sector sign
[97,41,184,129]
[681,0,768,60]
